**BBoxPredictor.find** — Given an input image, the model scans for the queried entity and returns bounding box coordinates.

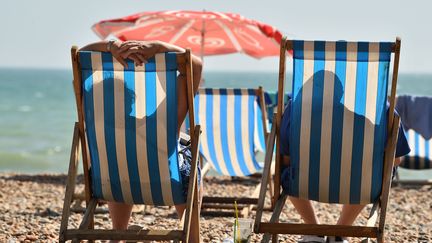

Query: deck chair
[255,37,402,243]
[195,87,272,216]
[59,48,201,242]
[263,91,291,125]
[395,95,432,185]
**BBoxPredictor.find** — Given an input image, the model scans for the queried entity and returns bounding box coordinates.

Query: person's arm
[174,48,202,130]
[156,41,185,53]
[80,40,114,52]
[117,40,184,63]
[80,40,201,70]
[118,40,202,91]
[80,40,148,67]
[80,40,202,92]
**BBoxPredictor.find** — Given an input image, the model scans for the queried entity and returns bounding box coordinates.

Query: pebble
[143,215,156,224]
[26,234,38,241]
[0,173,431,242]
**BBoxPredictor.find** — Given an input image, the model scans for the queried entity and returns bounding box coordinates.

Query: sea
[0,68,431,179]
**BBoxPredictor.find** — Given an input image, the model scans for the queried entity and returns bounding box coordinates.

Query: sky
[1,0,432,72]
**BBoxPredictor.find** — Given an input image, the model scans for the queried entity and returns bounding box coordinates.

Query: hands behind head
[110,40,161,68]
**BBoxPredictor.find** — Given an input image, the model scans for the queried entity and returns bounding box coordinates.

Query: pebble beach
[0,173,431,242]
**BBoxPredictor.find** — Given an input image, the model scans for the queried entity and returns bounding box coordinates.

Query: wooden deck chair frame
[59,47,201,243]
[198,87,274,217]
[254,37,402,243]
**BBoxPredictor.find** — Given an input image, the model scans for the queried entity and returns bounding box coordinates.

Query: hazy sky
[1,0,431,72]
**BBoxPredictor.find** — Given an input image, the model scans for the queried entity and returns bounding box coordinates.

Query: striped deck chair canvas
[394,95,432,185]
[255,37,402,243]
[255,97,268,153]
[60,48,201,242]
[195,87,270,216]
[186,88,267,156]
[401,129,432,170]
[195,88,268,177]
[395,129,432,185]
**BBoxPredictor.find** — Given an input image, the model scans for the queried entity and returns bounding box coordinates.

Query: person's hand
[118,41,161,66]
[110,41,129,67]
[108,40,148,68]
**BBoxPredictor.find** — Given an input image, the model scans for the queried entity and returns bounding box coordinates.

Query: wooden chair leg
[377,233,384,243]
[255,120,277,230]
[59,123,80,243]
[183,125,201,243]
[272,234,278,242]
[377,115,400,243]
[186,156,201,242]
[191,178,201,243]
[268,165,274,202]
[182,185,200,243]
[254,121,277,233]
[261,192,287,243]
[79,199,98,230]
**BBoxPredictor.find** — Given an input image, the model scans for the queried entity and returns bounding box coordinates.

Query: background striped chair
[60,48,201,242]
[195,87,271,216]
[263,91,291,125]
[401,129,432,169]
[395,95,432,185]
[255,37,401,243]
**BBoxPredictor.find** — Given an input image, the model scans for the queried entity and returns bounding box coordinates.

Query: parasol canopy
[92,10,284,59]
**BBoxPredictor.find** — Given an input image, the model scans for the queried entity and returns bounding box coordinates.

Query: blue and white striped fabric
[286,40,393,204]
[400,129,432,169]
[80,51,185,206]
[263,91,290,124]
[195,88,265,176]
[254,102,267,152]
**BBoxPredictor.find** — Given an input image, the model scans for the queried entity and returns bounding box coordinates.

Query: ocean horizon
[0,68,431,179]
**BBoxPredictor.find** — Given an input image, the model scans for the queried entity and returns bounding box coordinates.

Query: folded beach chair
[255,37,402,243]
[395,95,432,185]
[195,87,271,216]
[59,47,201,242]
